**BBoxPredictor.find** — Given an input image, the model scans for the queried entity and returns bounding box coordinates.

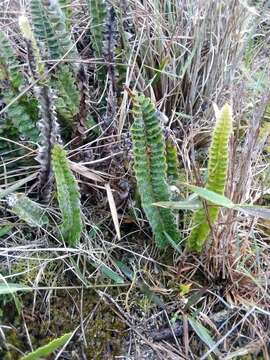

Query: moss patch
[1,290,126,360]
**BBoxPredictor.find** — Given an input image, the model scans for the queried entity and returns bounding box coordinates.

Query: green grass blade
[184,184,235,208]
[20,332,72,360]
[0,173,37,199]
[153,199,201,210]
[188,317,220,356]
[0,224,13,237]
[0,283,31,295]
[96,263,125,284]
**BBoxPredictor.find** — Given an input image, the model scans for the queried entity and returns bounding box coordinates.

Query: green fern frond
[131,92,180,248]
[7,101,39,141]
[8,194,49,227]
[0,31,39,141]
[115,4,131,89]
[54,65,80,128]
[30,0,80,129]
[30,0,76,61]
[0,31,24,89]
[52,144,83,245]
[44,0,77,61]
[0,117,18,146]
[165,137,179,183]
[58,0,72,30]
[207,104,233,194]
[187,104,233,252]
[30,0,60,60]
[88,0,108,58]
[87,0,108,86]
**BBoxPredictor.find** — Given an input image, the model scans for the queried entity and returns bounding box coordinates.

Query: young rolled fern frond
[187,104,233,252]
[52,144,83,245]
[131,92,180,248]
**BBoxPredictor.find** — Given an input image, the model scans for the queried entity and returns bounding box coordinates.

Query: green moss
[1,290,126,360]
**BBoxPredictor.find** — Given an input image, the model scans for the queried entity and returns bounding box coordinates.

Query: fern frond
[72,65,91,143]
[58,0,72,30]
[54,65,80,128]
[131,92,180,248]
[30,0,76,61]
[207,104,233,194]
[7,100,39,141]
[0,31,24,89]
[187,104,233,252]
[8,194,49,227]
[88,0,108,58]
[0,30,39,141]
[52,144,83,245]
[30,0,80,129]
[115,1,132,89]
[0,116,18,148]
[103,6,117,87]
[103,6,118,121]
[19,14,45,78]
[30,0,60,60]
[43,0,77,61]
[165,137,179,183]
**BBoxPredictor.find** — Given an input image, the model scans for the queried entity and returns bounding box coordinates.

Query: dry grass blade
[69,161,105,183]
[105,182,121,240]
